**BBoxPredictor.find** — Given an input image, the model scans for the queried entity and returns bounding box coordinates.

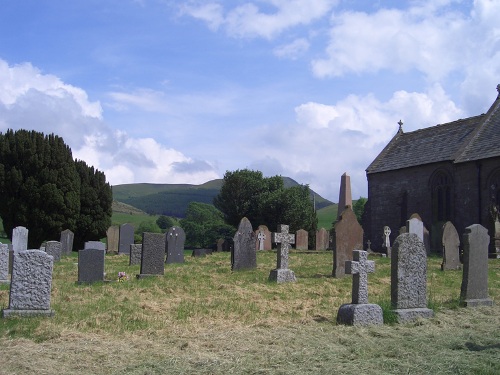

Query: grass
[1,251,499,374]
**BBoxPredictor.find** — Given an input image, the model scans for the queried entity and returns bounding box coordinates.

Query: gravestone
[408,214,430,254]
[60,229,74,255]
[383,226,392,258]
[45,241,62,263]
[216,238,224,252]
[119,223,135,255]
[231,217,257,271]
[78,248,105,284]
[441,221,461,271]
[295,229,308,250]
[333,207,363,278]
[129,244,142,266]
[106,225,119,254]
[337,172,352,220]
[192,249,206,257]
[84,241,105,251]
[460,224,493,307]
[166,226,185,264]
[2,250,54,317]
[255,225,271,251]
[391,233,434,323]
[12,226,28,253]
[315,228,329,250]
[0,243,9,284]
[268,224,296,283]
[336,250,383,326]
[137,232,165,277]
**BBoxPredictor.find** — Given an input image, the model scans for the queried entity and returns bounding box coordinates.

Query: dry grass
[1,251,499,374]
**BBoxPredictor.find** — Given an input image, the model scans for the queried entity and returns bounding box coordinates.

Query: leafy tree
[353,197,367,225]
[73,160,113,249]
[156,215,175,230]
[180,202,235,248]
[0,130,81,248]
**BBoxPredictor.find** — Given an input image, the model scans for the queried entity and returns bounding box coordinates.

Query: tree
[0,130,81,248]
[156,215,175,231]
[180,202,235,248]
[353,197,367,225]
[73,160,113,249]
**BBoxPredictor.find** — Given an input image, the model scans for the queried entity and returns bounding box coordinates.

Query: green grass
[316,204,337,229]
[1,252,499,374]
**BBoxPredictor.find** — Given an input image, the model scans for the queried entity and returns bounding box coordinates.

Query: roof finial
[398,119,403,133]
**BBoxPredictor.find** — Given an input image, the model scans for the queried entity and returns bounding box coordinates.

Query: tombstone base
[2,309,55,318]
[268,268,296,283]
[336,303,383,326]
[460,298,493,307]
[392,308,434,323]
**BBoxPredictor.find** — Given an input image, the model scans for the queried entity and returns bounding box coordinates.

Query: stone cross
[383,226,391,248]
[366,240,372,251]
[272,225,295,270]
[345,250,375,304]
[257,230,266,251]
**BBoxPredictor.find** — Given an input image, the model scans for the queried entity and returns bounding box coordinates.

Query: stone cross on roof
[345,250,375,304]
[257,231,266,251]
[272,224,295,269]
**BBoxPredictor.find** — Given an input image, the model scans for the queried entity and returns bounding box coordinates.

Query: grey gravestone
[255,225,272,251]
[129,244,142,266]
[407,215,430,254]
[12,226,28,253]
[45,241,62,263]
[60,229,74,255]
[460,224,493,307]
[269,224,296,283]
[391,233,434,323]
[106,225,119,254]
[333,207,363,278]
[295,229,308,250]
[231,217,257,271]
[166,226,185,264]
[192,249,206,257]
[441,221,461,271]
[138,232,165,277]
[119,223,135,255]
[336,250,383,326]
[383,226,392,258]
[78,248,105,284]
[316,228,329,250]
[2,250,54,317]
[0,243,9,284]
[216,238,224,252]
[84,241,106,251]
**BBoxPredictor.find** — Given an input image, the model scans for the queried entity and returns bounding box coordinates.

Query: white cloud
[180,0,337,39]
[273,38,310,59]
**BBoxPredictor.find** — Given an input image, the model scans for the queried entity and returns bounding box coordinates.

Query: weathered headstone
[408,214,430,254]
[0,243,9,284]
[2,250,54,317]
[119,223,135,255]
[383,226,392,258]
[78,248,105,284]
[460,224,493,307]
[60,229,74,255]
[129,244,142,266]
[333,207,363,278]
[315,228,329,250]
[269,224,296,283]
[231,218,257,271]
[45,241,62,263]
[336,250,383,326]
[337,172,352,220]
[192,249,206,257]
[106,225,119,254]
[137,232,165,277]
[255,225,271,251]
[84,241,105,251]
[12,226,28,253]
[441,221,461,271]
[391,233,434,323]
[295,229,308,250]
[216,238,224,252]
[166,226,185,264]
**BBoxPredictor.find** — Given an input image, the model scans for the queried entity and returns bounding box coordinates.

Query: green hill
[112,177,334,218]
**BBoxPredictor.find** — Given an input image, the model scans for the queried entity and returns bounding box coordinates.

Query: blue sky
[0,0,499,202]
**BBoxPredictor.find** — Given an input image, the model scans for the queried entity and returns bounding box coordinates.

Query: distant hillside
[113,177,334,218]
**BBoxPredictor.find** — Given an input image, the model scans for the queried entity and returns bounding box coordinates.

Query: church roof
[366,87,500,174]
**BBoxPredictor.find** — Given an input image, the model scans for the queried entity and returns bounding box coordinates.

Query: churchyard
[1,248,499,374]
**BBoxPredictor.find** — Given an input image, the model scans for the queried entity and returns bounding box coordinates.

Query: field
[1,251,499,374]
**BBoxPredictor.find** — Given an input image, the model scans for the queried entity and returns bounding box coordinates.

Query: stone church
[364,85,500,254]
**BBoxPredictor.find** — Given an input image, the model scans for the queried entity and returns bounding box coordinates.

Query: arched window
[430,169,453,222]
[487,168,500,220]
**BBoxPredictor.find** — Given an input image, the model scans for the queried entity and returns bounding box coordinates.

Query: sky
[0,0,499,203]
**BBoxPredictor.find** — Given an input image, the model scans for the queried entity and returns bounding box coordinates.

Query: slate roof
[366,88,500,174]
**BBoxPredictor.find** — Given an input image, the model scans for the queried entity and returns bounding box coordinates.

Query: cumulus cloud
[273,38,310,59]
[179,0,337,39]
[0,59,219,186]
